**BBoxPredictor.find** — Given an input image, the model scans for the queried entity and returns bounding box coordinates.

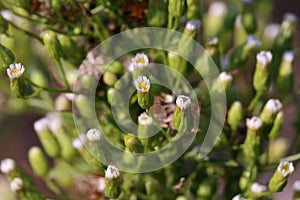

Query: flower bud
[168,0,184,18]
[277,51,294,94]
[211,72,233,95]
[268,138,289,164]
[197,179,217,199]
[173,95,191,130]
[268,111,284,139]
[147,0,168,27]
[250,182,267,194]
[262,23,280,49]
[227,101,243,132]
[184,20,201,37]
[34,118,60,157]
[107,61,124,74]
[268,161,294,192]
[135,76,152,109]
[75,94,94,119]
[10,177,23,192]
[204,1,227,37]
[0,158,15,174]
[41,30,63,60]
[253,51,272,93]
[103,71,118,86]
[86,128,102,142]
[80,74,96,90]
[239,164,258,192]
[105,165,121,199]
[260,99,282,135]
[0,44,14,71]
[58,35,84,66]
[241,0,257,34]
[205,36,220,68]
[55,95,71,111]
[28,146,49,177]
[124,135,144,153]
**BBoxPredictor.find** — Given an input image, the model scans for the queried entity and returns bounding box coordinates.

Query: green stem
[281,153,300,162]
[247,91,263,112]
[25,78,72,93]
[56,59,71,90]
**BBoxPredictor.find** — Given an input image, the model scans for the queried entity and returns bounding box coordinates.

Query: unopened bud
[28,146,49,177]
[41,30,62,60]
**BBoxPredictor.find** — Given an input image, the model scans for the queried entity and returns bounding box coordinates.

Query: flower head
[246,116,262,131]
[72,134,87,149]
[265,99,282,114]
[10,177,23,192]
[186,20,201,31]
[219,72,233,83]
[176,95,191,110]
[6,63,25,79]
[0,158,15,174]
[277,161,294,177]
[105,165,119,179]
[33,117,48,133]
[256,51,273,67]
[135,76,150,93]
[86,129,102,142]
[132,53,149,68]
[138,112,153,126]
[250,182,267,194]
[283,51,294,63]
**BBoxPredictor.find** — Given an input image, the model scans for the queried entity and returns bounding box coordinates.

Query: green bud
[28,146,49,177]
[107,61,124,74]
[168,52,184,74]
[204,1,227,37]
[41,30,63,60]
[147,0,167,27]
[107,88,116,105]
[58,35,84,66]
[105,165,121,199]
[277,51,294,94]
[80,74,96,90]
[124,135,144,153]
[197,179,217,199]
[75,94,94,119]
[268,111,284,139]
[268,161,294,192]
[211,72,233,95]
[173,95,192,130]
[253,51,272,93]
[173,106,181,130]
[0,14,9,34]
[34,118,60,157]
[168,0,184,18]
[205,36,220,69]
[0,44,15,70]
[103,71,118,86]
[241,0,257,34]
[227,101,243,132]
[268,138,289,164]
[186,0,202,20]
[55,95,71,111]
[260,99,282,136]
[183,20,201,38]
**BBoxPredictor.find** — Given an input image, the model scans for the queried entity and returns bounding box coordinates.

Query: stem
[281,153,300,162]
[247,91,263,112]
[25,78,72,93]
[56,59,71,90]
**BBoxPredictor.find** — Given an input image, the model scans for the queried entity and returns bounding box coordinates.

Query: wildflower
[246,116,262,131]
[219,72,233,87]
[265,99,282,114]
[132,53,149,69]
[138,112,153,126]
[10,178,23,192]
[253,51,272,93]
[105,165,120,179]
[104,165,121,198]
[135,76,150,93]
[250,182,267,194]
[86,129,102,142]
[6,63,25,79]
[176,95,191,111]
[256,51,273,67]
[0,158,15,174]
[184,20,201,37]
[269,161,294,192]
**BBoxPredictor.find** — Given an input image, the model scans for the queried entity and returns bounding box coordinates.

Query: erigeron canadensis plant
[0,0,299,200]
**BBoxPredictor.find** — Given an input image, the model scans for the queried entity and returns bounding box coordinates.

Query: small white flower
[86,129,102,142]
[6,63,25,79]
[186,20,201,31]
[246,35,261,49]
[265,99,282,114]
[10,178,23,192]
[72,134,87,149]
[135,76,150,93]
[293,180,300,191]
[232,194,245,200]
[283,51,294,63]
[256,51,273,67]
[0,158,15,174]
[33,118,48,133]
[246,116,262,131]
[219,72,233,83]
[176,95,191,110]
[208,1,227,17]
[132,53,149,68]
[138,112,153,126]
[277,161,294,177]
[105,165,119,179]
[251,182,267,194]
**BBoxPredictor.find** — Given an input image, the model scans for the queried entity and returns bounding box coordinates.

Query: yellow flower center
[139,82,148,91]
[280,165,289,173]
[10,69,20,75]
[136,58,145,64]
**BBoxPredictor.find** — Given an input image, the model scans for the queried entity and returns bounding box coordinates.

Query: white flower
[256,51,273,67]
[219,72,233,83]
[293,180,300,191]
[132,53,149,68]
[33,117,48,133]
[208,1,227,17]
[135,76,150,93]
[138,112,153,126]
[72,134,87,149]
[251,182,267,194]
[283,51,294,63]
[86,129,102,142]
[10,177,23,192]
[265,99,282,114]
[232,194,245,200]
[186,20,201,31]
[246,116,262,131]
[277,161,294,177]
[6,63,25,79]
[105,165,119,179]
[246,35,261,48]
[176,95,191,110]
[0,158,15,174]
